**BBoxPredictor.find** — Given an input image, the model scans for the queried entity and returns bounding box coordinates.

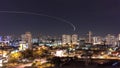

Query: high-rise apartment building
[62,34,71,45]
[105,34,117,47]
[93,36,102,45]
[19,32,32,50]
[88,31,92,43]
[117,34,120,47]
[25,32,32,49]
[72,34,78,44]
[118,34,120,41]
[62,34,78,45]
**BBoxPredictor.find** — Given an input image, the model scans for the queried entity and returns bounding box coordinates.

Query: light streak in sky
[0,11,76,31]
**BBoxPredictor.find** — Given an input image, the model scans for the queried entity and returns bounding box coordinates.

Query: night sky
[0,0,120,36]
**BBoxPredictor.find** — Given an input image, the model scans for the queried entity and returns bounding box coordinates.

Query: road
[14,63,32,68]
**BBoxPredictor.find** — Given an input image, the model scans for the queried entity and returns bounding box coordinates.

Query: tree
[8,52,22,63]
[22,49,33,60]
[33,48,48,58]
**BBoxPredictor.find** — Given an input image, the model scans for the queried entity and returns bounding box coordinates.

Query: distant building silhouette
[105,34,117,47]
[88,31,92,43]
[25,32,32,49]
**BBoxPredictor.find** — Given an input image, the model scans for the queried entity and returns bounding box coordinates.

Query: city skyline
[0,0,120,36]
[1,1,120,68]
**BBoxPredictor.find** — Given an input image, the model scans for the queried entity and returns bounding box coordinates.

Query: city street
[14,63,32,68]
